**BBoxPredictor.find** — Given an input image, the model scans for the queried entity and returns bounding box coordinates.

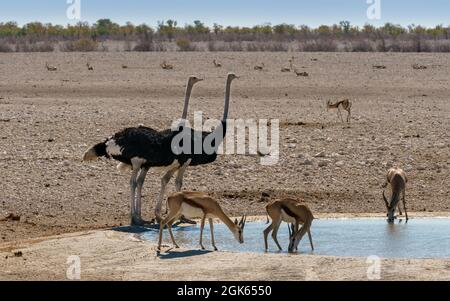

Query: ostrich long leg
[155,168,177,221]
[174,159,197,225]
[175,159,192,191]
[135,167,152,225]
[129,168,139,225]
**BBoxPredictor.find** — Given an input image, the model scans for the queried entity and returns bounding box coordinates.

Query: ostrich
[83,75,203,226]
[154,73,240,221]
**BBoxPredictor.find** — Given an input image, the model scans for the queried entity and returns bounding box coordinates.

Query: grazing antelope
[294,69,309,77]
[213,59,222,67]
[121,64,128,69]
[45,62,57,71]
[157,191,246,252]
[264,198,314,253]
[86,62,94,71]
[254,63,264,71]
[326,98,352,123]
[382,167,408,223]
[281,57,294,72]
[160,60,174,70]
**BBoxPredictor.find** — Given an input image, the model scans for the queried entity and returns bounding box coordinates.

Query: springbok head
[233,215,247,243]
[383,190,396,223]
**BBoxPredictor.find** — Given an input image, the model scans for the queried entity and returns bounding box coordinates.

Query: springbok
[383,167,408,223]
[264,198,314,253]
[326,98,352,123]
[281,57,294,72]
[86,62,94,71]
[254,63,264,71]
[45,62,57,71]
[157,191,246,252]
[213,59,222,67]
[161,60,174,70]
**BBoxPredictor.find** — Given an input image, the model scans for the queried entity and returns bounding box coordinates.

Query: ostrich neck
[181,82,194,120]
[222,78,232,122]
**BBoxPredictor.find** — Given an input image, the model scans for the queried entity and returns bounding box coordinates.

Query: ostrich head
[188,75,203,86]
[227,72,240,81]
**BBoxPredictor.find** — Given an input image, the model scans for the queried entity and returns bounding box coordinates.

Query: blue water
[141,218,450,259]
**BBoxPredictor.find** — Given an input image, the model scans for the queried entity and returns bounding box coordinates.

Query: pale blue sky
[0,0,448,28]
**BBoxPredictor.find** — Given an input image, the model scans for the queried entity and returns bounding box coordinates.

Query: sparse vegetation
[1,20,450,52]
[60,38,99,52]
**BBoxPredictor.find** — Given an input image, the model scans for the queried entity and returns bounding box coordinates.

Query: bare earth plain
[0,52,449,280]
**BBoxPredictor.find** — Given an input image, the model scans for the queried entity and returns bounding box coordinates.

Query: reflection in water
[141,218,450,259]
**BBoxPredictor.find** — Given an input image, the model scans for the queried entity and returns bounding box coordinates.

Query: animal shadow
[157,249,212,259]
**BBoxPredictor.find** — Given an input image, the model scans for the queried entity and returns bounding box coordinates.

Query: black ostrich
[83,75,203,226]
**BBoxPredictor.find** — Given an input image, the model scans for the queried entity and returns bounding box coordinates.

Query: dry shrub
[302,39,337,52]
[133,40,153,51]
[176,38,196,51]
[60,38,98,52]
[350,40,374,52]
[246,42,288,52]
[0,41,13,52]
[15,41,54,52]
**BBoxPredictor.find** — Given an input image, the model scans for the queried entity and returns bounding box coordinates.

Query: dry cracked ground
[0,52,449,243]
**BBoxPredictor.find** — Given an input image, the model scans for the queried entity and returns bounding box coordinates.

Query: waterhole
[141,218,450,258]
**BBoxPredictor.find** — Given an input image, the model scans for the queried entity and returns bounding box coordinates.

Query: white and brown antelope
[86,62,94,71]
[160,60,174,70]
[45,62,57,71]
[326,98,352,123]
[383,167,408,223]
[254,63,264,71]
[157,191,246,252]
[213,59,222,67]
[264,198,314,253]
[281,57,294,72]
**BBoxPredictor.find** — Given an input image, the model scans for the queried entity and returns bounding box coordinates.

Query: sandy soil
[0,52,449,245]
[0,229,448,281]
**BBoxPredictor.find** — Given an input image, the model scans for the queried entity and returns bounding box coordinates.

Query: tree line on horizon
[1,19,450,52]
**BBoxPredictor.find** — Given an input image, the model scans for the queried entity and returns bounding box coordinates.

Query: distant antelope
[254,63,264,71]
[281,57,294,72]
[45,62,57,71]
[121,64,128,69]
[294,69,309,77]
[86,62,94,71]
[157,191,246,252]
[213,59,222,67]
[264,198,314,253]
[160,60,174,70]
[326,98,352,123]
[383,167,408,223]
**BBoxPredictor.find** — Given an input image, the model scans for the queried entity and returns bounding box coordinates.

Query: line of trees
[1,19,450,52]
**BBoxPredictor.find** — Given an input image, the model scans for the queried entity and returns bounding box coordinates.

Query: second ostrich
[83,75,203,226]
